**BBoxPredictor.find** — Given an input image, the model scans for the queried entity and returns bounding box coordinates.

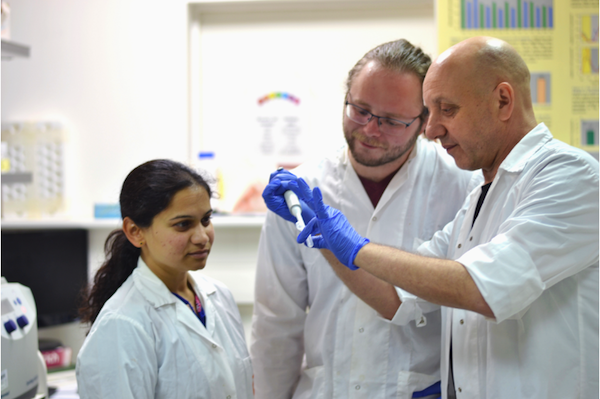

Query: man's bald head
[432,36,532,107]
[423,36,538,183]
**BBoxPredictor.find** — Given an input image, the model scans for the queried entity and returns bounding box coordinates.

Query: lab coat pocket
[396,370,440,399]
[294,365,326,399]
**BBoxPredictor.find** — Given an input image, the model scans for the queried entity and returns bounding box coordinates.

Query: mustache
[350,130,388,149]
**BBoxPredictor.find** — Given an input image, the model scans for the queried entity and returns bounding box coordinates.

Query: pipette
[276,167,314,248]
[284,190,314,248]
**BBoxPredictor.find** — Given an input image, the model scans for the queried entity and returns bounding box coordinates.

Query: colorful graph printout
[438,0,599,151]
[581,15,599,43]
[530,73,551,104]
[582,47,599,74]
[461,0,553,29]
[581,120,599,146]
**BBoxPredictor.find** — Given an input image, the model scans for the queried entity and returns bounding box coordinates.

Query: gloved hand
[293,180,370,270]
[262,169,315,224]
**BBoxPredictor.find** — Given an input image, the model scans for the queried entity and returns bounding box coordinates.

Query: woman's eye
[174,220,192,229]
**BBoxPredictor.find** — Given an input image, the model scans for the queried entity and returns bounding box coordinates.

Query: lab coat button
[372,216,377,222]
[212,343,218,349]
[469,236,473,241]
[226,396,231,399]
[460,319,464,325]
[358,328,364,333]
[355,385,361,390]
[457,243,462,248]
[458,387,462,392]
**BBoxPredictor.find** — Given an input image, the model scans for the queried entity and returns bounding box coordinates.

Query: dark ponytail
[79,159,212,325]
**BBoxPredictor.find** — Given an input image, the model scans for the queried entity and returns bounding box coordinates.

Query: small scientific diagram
[578,14,599,75]
[581,14,599,43]
[218,90,307,214]
[581,47,599,74]
[530,72,551,104]
[256,91,303,162]
[580,119,599,146]
[461,0,553,29]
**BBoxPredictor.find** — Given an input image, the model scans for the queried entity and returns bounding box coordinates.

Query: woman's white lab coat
[76,258,253,399]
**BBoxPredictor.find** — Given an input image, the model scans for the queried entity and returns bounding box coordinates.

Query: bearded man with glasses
[251,39,481,399]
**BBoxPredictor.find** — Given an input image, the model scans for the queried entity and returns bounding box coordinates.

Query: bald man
[266,36,599,398]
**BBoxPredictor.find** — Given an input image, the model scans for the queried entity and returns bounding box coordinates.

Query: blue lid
[198,151,215,159]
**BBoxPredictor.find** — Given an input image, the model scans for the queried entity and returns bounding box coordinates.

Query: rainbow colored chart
[258,92,300,105]
[461,0,553,29]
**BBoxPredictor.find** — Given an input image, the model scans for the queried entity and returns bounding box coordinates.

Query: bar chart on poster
[437,0,599,154]
[460,0,554,30]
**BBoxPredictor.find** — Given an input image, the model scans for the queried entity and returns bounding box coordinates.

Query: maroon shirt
[357,170,398,207]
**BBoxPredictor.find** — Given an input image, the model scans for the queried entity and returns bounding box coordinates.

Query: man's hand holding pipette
[262,169,369,270]
[287,178,370,270]
[262,169,315,223]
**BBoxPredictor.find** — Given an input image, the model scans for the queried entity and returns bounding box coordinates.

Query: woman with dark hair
[76,159,253,399]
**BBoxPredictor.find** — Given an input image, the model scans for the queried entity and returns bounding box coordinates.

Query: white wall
[2,0,435,359]
[2,0,436,219]
[2,0,191,218]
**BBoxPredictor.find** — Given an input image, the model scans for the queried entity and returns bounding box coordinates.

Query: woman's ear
[123,217,145,248]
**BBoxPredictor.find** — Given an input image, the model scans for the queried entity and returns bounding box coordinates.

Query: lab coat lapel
[133,258,221,347]
[340,151,372,214]
[178,273,220,347]
[133,259,178,308]
[376,139,418,212]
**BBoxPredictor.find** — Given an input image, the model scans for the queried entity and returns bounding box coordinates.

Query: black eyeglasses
[345,97,421,136]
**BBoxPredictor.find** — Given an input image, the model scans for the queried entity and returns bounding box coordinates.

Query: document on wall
[436,0,599,154]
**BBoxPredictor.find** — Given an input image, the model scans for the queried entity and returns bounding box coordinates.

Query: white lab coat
[251,137,479,399]
[77,258,253,399]
[414,123,599,399]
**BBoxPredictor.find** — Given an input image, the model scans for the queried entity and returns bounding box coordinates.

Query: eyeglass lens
[346,103,411,136]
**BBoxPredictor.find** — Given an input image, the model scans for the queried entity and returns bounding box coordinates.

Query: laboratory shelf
[0,215,266,230]
[1,40,30,60]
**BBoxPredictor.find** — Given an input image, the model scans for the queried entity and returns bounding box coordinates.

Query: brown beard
[345,129,420,167]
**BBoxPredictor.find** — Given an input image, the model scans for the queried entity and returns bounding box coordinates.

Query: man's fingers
[313,187,329,219]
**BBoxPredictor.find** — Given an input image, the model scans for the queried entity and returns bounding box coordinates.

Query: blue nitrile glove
[295,183,370,270]
[262,169,315,224]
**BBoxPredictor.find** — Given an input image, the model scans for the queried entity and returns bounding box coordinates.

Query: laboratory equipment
[284,189,314,248]
[1,122,66,219]
[1,229,88,327]
[1,277,48,399]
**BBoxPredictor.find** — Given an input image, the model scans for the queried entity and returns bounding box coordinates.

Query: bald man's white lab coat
[77,258,253,399]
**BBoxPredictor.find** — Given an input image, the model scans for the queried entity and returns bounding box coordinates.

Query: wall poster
[437,0,599,154]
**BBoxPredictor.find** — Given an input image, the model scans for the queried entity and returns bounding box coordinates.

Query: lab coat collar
[497,123,552,175]
[340,136,420,213]
[132,258,217,310]
[133,258,220,343]
[133,258,177,308]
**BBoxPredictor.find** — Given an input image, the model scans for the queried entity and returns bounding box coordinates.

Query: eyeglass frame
[344,95,426,134]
